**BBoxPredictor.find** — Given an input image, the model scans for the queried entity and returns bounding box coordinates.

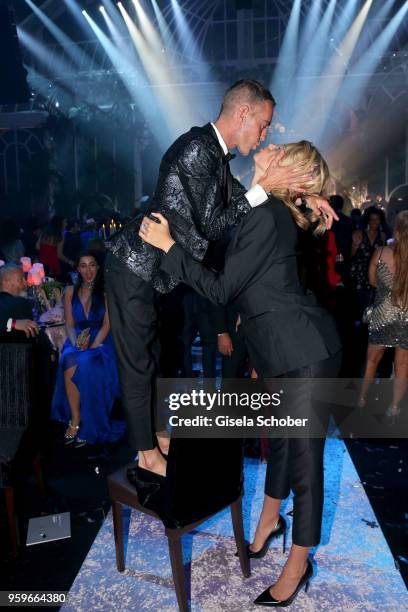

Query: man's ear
[237,104,250,124]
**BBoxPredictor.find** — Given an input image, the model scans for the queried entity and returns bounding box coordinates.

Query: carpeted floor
[62,439,407,611]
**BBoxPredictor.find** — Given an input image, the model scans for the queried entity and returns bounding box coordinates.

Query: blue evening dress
[51,293,125,444]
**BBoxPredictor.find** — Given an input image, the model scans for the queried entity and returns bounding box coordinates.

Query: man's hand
[139,213,175,253]
[218,333,233,357]
[256,146,314,193]
[303,195,339,230]
[14,319,39,338]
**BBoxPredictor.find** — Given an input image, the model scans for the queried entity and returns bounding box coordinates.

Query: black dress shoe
[126,465,165,511]
[253,559,313,607]
[247,515,288,558]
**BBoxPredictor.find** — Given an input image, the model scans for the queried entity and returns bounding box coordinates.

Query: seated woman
[139,141,342,608]
[51,251,124,447]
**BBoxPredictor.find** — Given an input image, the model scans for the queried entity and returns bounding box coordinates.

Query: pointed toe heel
[253,559,313,607]
[247,515,288,559]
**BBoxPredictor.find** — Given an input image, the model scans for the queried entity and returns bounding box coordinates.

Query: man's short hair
[0,263,21,289]
[219,79,276,116]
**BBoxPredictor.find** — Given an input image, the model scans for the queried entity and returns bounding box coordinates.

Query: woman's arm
[90,297,110,348]
[64,287,77,346]
[139,209,276,306]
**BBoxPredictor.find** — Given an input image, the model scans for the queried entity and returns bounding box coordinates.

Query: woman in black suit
[139,141,342,607]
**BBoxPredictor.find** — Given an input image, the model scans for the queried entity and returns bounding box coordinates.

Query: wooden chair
[108,439,250,612]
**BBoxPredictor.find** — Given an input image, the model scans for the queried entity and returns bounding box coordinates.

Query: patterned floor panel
[63,440,407,611]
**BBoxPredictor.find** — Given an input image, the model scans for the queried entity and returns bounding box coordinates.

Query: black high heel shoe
[253,559,313,607]
[126,464,165,511]
[247,515,288,558]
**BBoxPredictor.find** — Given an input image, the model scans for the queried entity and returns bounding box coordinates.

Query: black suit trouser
[105,253,159,450]
[264,350,341,547]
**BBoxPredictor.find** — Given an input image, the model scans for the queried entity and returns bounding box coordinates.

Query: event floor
[62,439,407,611]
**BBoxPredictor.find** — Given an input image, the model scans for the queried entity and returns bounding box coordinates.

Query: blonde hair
[269,140,330,236]
[391,210,408,310]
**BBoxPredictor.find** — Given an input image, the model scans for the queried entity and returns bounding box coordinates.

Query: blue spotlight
[340,0,408,121]
[25,0,90,71]
[270,0,301,125]
[330,0,359,47]
[298,0,323,51]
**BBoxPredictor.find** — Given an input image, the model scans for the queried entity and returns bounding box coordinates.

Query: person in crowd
[350,207,362,229]
[80,218,98,250]
[0,263,57,443]
[358,211,408,419]
[38,215,74,279]
[105,79,337,489]
[0,264,39,339]
[51,251,124,447]
[86,237,106,262]
[63,218,82,264]
[21,216,42,260]
[387,195,408,230]
[139,140,342,607]
[329,195,352,282]
[349,206,388,320]
[0,218,25,264]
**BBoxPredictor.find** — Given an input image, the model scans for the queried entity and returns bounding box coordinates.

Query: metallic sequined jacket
[106,123,251,293]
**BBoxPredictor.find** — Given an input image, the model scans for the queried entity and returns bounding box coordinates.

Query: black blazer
[107,123,250,293]
[162,198,341,377]
[0,292,33,331]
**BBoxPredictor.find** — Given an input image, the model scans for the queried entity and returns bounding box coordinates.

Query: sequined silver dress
[369,255,408,348]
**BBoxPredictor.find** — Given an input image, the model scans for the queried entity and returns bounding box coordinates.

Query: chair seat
[107,464,161,521]
[0,427,26,464]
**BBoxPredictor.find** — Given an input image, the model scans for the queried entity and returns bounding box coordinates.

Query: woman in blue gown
[52,251,124,446]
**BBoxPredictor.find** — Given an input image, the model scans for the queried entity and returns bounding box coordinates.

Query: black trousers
[264,350,342,547]
[105,253,159,450]
[181,290,217,379]
[222,324,247,379]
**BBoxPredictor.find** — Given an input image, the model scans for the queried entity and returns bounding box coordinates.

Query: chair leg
[4,486,18,558]
[111,500,125,572]
[231,497,251,578]
[168,535,189,612]
[33,454,46,496]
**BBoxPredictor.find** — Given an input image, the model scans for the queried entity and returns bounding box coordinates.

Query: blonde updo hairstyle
[269,140,331,236]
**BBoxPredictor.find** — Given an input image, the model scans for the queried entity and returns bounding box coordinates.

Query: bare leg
[156,430,170,456]
[269,544,310,600]
[391,348,408,413]
[250,494,281,553]
[359,344,386,405]
[138,448,167,477]
[64,365,80,436]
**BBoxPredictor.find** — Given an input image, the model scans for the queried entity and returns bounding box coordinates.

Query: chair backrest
[0,343,33,428]
[162,438,243,529]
